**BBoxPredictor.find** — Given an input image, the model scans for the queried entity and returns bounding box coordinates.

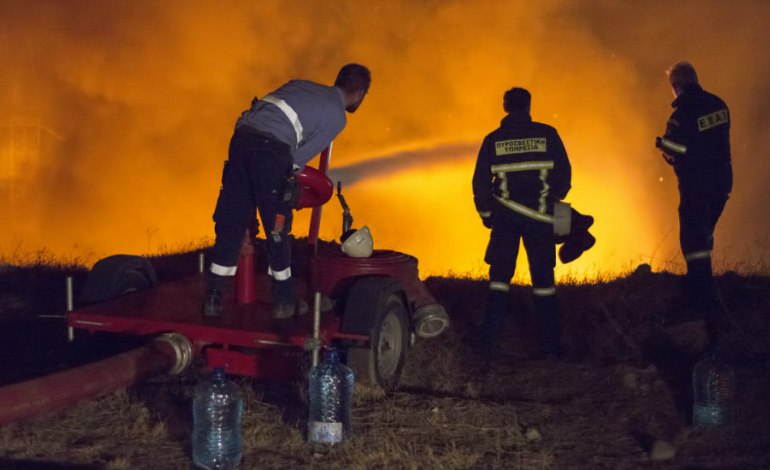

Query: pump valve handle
[336,181,354,235]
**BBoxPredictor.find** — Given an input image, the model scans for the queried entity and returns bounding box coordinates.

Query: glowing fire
[2,1,769,279]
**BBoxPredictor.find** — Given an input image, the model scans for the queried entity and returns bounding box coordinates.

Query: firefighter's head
[335,63,371,113]
[667,61,699,98]
[503,87,531,115]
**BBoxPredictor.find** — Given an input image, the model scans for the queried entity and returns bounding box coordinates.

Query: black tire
[79,254,157,303]
[116,268,153,294]
[342,277,409,392]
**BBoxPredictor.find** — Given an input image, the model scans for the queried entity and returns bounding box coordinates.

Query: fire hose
[0,332,192,426]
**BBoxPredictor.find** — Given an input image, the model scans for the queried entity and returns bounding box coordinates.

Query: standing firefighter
[473,87,572,359]
[656,61,732,309]
[203,64,371,319]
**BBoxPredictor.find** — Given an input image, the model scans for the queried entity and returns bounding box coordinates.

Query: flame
[2,1,769,279]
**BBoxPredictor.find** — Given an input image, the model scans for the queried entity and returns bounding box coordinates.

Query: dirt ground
[0,250,769,469]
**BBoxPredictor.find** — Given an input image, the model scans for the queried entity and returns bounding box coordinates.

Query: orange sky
[1,0,769,280]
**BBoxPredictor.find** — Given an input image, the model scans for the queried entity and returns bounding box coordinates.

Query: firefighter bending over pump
[472,87,594,360]
[203,64,371,319]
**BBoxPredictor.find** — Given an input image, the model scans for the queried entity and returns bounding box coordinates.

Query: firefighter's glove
[481,215,493,229]
[281,176,302,209]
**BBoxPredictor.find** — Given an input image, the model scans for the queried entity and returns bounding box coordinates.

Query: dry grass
[1,248,769,469]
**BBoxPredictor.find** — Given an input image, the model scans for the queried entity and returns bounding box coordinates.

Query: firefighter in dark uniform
[473,87,571,359]
[656,61,732,310]
[203,64,371,319]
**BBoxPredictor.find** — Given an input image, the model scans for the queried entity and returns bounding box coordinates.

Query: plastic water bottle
[307,348,355,444]
[692,350,736,428]
[192,368,244,469]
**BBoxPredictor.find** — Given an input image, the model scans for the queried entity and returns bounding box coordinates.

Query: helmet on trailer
[341,226,374,258]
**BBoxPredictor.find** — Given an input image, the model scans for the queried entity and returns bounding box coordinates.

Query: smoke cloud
[1,0,768,278]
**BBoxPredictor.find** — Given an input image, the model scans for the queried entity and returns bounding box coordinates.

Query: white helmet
[341,226,374,258]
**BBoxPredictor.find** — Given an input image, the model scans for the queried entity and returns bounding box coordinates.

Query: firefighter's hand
[481,215,493,229]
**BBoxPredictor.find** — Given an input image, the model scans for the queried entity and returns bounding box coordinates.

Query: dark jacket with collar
[473,111,571,224]
[661,84,732,195]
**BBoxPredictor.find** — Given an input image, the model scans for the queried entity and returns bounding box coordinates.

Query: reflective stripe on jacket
[235,80,347,168]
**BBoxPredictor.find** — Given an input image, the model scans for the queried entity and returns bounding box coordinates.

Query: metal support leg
[312,291,322,367]
[66,276,74,342]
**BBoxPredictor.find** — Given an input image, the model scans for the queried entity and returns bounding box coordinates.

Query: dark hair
[503,87,531,113]
[334,63,371,94]
[667,61,699,89]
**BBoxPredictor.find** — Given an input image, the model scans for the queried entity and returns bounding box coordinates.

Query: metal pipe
[0,333,192,426]
[66,276,74,312]
[308,144,332,252]
[66,276,74,342]
[312,291,321,367]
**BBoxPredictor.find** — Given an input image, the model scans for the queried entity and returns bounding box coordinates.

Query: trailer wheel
[342,277,409,392]
[79,255,158,303]
[116,269,153,294]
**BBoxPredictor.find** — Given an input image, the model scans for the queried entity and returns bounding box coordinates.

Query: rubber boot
[271,278,296,319]
[558,231,596,264]
[480,290,508,360]
[571,208,594,232]
[685,258,715,309]
[534,294,563,359]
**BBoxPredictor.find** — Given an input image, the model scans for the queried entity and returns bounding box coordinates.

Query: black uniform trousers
[485,212,555,288]
[678,189,728,306]
[209,127,294,302]
[482,208,559,355]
